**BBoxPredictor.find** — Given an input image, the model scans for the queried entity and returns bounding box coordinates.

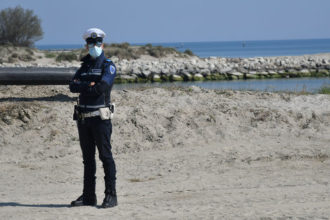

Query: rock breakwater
[1,53,330,83]
[113,54,330,83]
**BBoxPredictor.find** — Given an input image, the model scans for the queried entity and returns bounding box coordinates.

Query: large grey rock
[268,71,277,75]
[325,65,330,70]
[142,70,151,77]
[300,69,310,74]
[161,68,170,75]
[237,67,248,74]
[181,71,192,80]
[193,73,204,80]
[200,69,211,76]
[121,75,137,80]
[231,72,243,76]
[219,67,232,73]
[132,68,141,75]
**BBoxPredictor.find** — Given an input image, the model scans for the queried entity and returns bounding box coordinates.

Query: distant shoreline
[35,38,330,58]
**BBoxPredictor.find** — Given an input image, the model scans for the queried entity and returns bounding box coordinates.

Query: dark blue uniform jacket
[69,51,116,113]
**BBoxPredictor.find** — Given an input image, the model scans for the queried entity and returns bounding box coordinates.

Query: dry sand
[0,85,330,219]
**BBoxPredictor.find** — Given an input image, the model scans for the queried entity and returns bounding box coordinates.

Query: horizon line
[35,37,330,46]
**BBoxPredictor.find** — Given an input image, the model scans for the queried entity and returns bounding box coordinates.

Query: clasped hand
[74,79,95,86]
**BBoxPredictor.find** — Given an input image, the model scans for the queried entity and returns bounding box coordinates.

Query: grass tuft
[318,85,330,94]
[45,51,57,58]
[56,52,77,62]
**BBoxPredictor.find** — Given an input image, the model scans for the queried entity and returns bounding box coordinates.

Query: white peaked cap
[83,28,106,40]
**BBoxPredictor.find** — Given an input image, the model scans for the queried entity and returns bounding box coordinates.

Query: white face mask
[89,46,102,58]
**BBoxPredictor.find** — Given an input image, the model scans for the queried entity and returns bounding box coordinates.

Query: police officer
[69,28,117,208]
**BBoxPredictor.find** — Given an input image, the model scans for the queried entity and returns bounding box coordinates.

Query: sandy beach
[0,85,330,219]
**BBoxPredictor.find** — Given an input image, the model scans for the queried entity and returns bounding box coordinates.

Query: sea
[36,39,330,92]
[36,38,330,58]
[114,77,330,93]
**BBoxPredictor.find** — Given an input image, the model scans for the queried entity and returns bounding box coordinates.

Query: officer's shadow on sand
[0,94,76,102]
[0,202,69,208]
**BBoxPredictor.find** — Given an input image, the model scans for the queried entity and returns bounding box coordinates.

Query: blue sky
[0,0,329,45]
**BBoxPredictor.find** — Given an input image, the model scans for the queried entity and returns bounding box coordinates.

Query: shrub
[104,43,141,60]
[147,47,161,58]
[25,48,34,55]
[184,49,194,56]
[11,53,19,58]
[103,42,190,60]
[7,57,15,63]
[0,6,43,47]
[319,86,330,94]
[104,47,140,60]
[146,46,177,58]
[45,52,57,58]
[19,54,34,61]
[109,42,130,49]
[56,52,77,62]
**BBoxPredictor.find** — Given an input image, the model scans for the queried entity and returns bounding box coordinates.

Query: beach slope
[0,85,330,219]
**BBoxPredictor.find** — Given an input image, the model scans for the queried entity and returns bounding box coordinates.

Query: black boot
[71,194,97,207]
[101,191,117,208]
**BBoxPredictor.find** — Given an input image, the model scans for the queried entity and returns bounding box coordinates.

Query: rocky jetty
[1,53,330,83]
[112,54,330,83]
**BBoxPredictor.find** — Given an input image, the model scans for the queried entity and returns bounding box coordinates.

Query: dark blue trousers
[77,117,116,197]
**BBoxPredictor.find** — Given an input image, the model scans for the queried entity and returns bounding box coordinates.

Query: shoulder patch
[110,65,116,74]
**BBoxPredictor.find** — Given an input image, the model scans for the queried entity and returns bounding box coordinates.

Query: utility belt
[73,103,115,121]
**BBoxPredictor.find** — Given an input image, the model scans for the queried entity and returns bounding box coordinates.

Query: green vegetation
[25,48,34,55]
[0,6,43,47]
[103,42,193,60]
[144,45,178,58]
[44,52,57,58]
[105,46,139,60]
[312,70,330,77]
[56,52,78,62]
[0,42,194,63]
[109,42,130,49]
[18,54,34,61]
[318,85,330,94]
[184,49,194,56]
[8,51,34,62]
